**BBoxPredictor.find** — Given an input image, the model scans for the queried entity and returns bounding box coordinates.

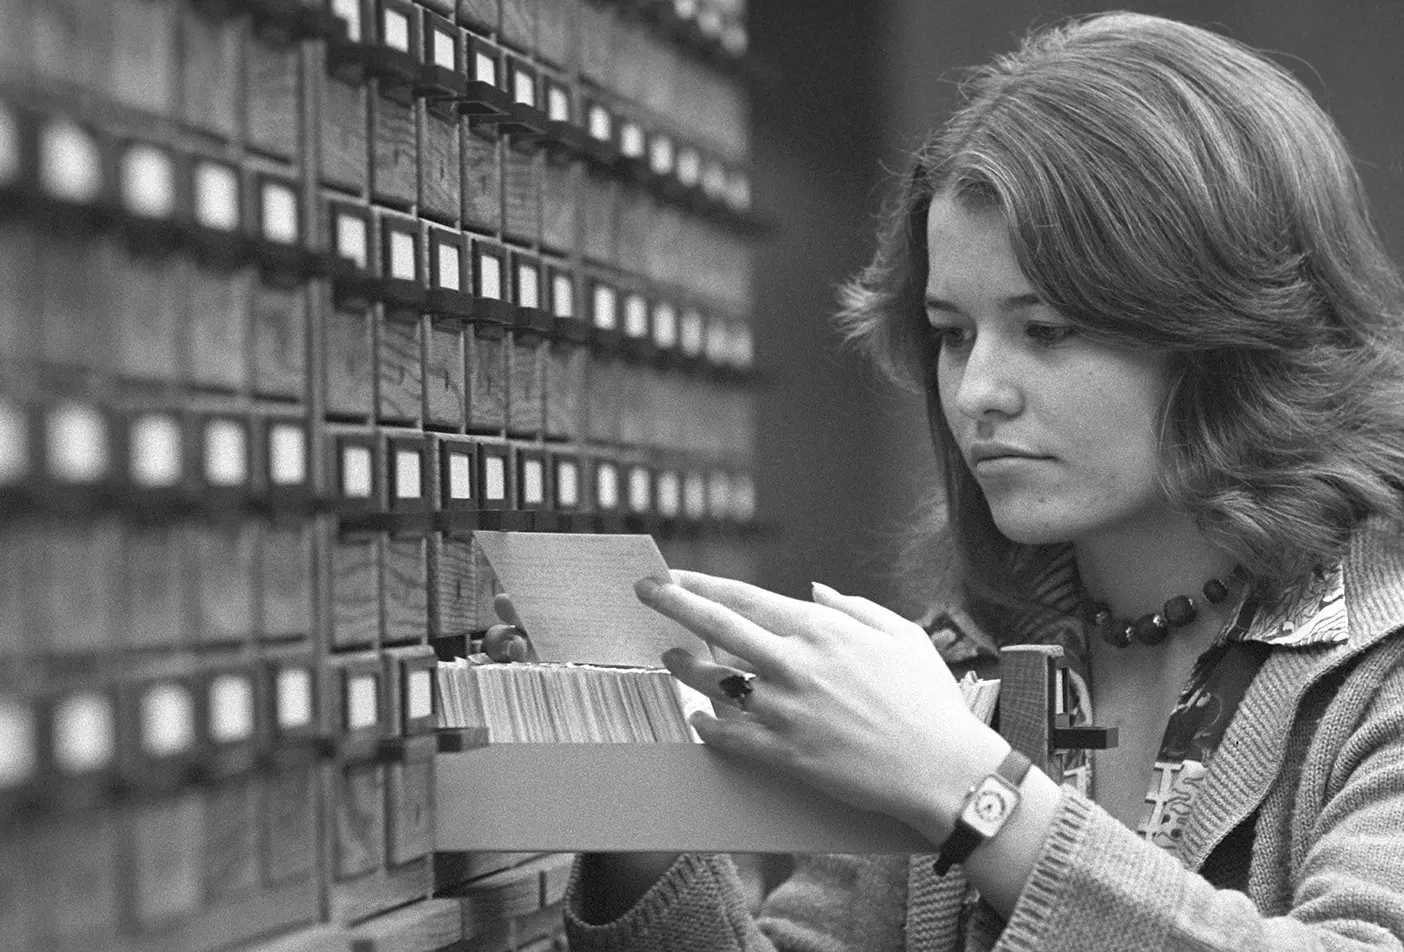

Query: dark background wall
[748,0,1404,617]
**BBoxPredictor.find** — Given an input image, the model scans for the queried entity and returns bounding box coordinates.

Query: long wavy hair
[836,11,1404,626]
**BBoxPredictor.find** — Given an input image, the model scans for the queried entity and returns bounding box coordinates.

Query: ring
[718,672,757,709]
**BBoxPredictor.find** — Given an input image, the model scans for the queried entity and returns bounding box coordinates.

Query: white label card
[512,68,536,107]
[478,252,502,300]
[269,423,307,486]
[555,460,579,507]
[681,311,705,356]
[588,105,611,142]
[121,145,175,219]
[195,163,240,232]
[678,149,701,186]
[447,451,472,499]
[40,119,102,203]
[522,458,544,505]
[382,7,410,51]
[0,401,25,485]
[54,693,114,773]
[435,241,461,291]
[347,675,378,730]
[395,448,422,499]
[205,419,248,486]
[547,86,570,123]
[625,295,649,338]
[389,229,416,281]
[277,668,313,730]
[650,135,674,175]
[333,0,362,40]
[708,471,732,517]
[628,467,650,512]
[0,699,35,788]
[596,463,619,509]
[516,263,540,309]
[653,303,678,348]
[621,123,645,158]
[551,274,574,318]
[262,182,299,244]
[337,213,368,269]
[0,105,18,185]
[210,675,254,743]
[342,444,373,498]
[474,51,497,85]
[685,472,707,518]
[433,29,456,70]
[657,471,680,517]
[130,414,183,488]
[408,669,433,720]
[142,684,194,757]
[592,284,617,330]
[48,403,108,484]
[483,454,507,501]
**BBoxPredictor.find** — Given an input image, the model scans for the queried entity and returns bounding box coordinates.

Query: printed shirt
[925,552,1350,859]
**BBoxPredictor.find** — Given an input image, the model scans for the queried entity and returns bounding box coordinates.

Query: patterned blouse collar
[1234,561,1350,649]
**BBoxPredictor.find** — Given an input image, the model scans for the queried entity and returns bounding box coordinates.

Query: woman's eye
[928,326,971,350]
[1027,323,1075,347]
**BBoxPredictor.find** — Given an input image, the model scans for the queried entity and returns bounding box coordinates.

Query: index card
[0,105,18,185]
[0,698,35,787]
[209,675,254,743]
[551,272,574,317]
[269,422,307,486]
[547,85,570,123]
[473,532,694,667]
[436,240,461,290]
[276,667,313,730]
[333,0,362,40]
[0,400,29,486]
[408,668,433,720]
[382,8,411,52]
[432,29,456,70]
[40,119,102,203]
[130,414,183,488]
[53,692,113,773]
[122,145,175,219]
[336,212,369,269]
[142,683,194,756]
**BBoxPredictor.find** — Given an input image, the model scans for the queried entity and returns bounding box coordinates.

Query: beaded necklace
[1083,567,1244,648]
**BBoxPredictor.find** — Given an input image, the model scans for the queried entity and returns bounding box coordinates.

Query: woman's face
[926,193,1174,547]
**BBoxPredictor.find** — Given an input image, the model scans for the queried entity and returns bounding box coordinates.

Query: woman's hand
[479,594,538,662]
[641,571,1009,842]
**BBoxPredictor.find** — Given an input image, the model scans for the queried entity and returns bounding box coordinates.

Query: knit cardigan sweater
[563,518,1404,952]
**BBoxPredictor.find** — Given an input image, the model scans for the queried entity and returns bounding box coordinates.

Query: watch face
[963,777,1018,838]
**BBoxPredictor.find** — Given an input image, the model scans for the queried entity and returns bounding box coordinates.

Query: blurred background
[750,0,1404,617]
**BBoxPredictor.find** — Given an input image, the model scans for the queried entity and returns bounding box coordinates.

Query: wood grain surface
[377,315,423,425]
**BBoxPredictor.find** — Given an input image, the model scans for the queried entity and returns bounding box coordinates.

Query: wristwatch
[932,748,1032,875]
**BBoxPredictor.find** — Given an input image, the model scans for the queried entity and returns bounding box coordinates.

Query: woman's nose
[949,337,1024,421]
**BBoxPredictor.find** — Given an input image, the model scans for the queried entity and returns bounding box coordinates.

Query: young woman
[487,11,1404,950]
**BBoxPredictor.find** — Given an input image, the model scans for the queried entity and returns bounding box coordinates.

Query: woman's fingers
[481,623,536,662]
[810,582,927,641]
[669,570,827,638]
[636,577,788,675]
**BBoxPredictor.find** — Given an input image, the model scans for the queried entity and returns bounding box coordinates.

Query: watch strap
[932,748,1033,876]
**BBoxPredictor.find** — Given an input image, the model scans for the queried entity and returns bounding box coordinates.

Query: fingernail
[812,581,839,599]
[634,576,663,600]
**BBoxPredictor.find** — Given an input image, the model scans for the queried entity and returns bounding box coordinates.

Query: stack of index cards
[436,657,701,742]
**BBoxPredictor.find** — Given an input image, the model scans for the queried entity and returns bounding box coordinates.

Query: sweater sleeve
[989,650,1404,952]
[564,853,911,952]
